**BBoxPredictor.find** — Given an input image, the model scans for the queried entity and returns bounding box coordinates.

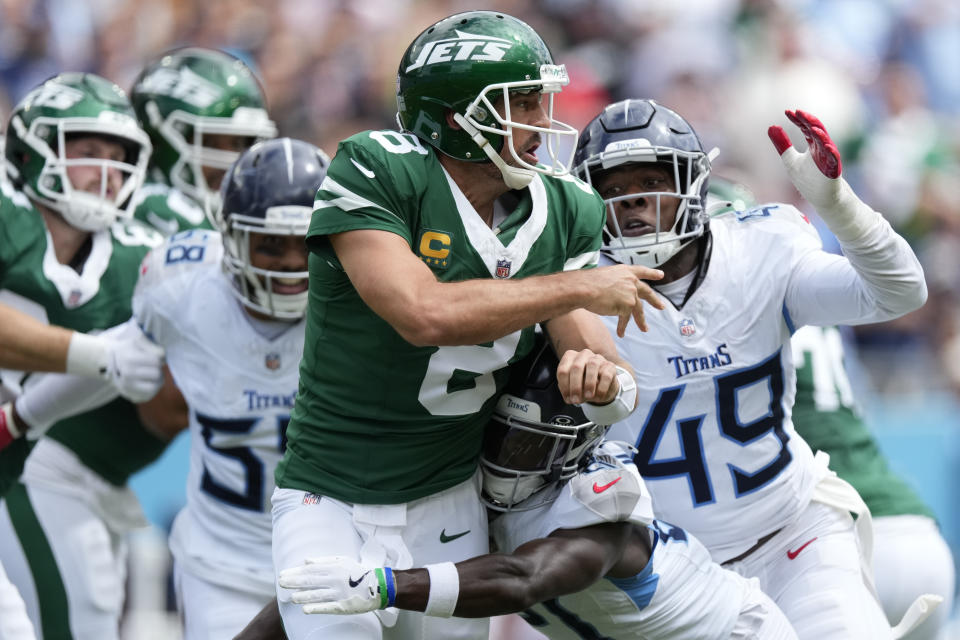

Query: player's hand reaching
[768,109,846,214]
[101,328,166,403]
[279,556,395,615]
[768,109,876,242]
[583,264,665,337]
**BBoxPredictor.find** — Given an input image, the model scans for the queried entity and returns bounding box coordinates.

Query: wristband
[374,567,397,609]
[65,332,108,378]
[581,366,637,426]
[423,562,459,617]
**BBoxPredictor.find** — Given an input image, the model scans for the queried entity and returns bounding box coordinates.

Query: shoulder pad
[135,229,223,296]
[726,202,821,245]
[565,450,654,526]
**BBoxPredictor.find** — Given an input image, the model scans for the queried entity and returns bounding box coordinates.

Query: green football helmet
[4,72,151,231]
[397,11,577,189]
[707,176,758,217]
[131,47,277,211]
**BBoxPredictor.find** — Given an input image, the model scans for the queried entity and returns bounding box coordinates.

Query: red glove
[768,109,842,179]
[0,402,20,451]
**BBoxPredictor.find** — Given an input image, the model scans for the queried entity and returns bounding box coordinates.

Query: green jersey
[791,325,934,518]
[133,179,212,236]
[276,130,604,504]
[0,180,168,491]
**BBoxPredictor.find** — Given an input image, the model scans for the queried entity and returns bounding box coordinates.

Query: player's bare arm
[278,521,637,618]
[543,309,635,405]
[135,366,189,441]
[0,304,74,372]
[330,228,664,347]
[232,599,285,640]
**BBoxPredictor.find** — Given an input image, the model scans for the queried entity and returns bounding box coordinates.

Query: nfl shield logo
[66,290,83,308]
[495,258,512,279]
[679,318,696,337]
[265,352,281,370]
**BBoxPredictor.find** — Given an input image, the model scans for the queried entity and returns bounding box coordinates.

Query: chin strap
[452,113,534,190]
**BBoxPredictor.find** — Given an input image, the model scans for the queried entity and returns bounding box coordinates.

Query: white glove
[278,556,395,615]
[67,325,165,403]
[768,109,878,243]
[103,328,165,403]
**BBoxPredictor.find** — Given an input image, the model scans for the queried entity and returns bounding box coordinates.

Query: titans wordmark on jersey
[277,130,604,505]
[604,205,823,558]
[134,229,301,592]
[0,179,165,492]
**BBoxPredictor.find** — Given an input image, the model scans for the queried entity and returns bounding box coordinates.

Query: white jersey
[604,203,923,562]
[134,229,304,594]
[492,442,748,639]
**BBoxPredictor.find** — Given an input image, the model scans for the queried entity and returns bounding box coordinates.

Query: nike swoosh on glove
[279,555,395,615]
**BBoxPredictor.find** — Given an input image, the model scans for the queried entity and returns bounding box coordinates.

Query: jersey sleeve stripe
[313,177,401,220]
[564,250,600,271]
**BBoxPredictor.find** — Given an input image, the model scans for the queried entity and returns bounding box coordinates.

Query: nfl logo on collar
[679,318,696,338]
[495,258,512,279]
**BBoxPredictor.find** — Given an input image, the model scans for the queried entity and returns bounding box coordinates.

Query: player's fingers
[632,303,648,333]
[303,603,341,615]
[807,126,842,178]
[291,588,334,604]
[628,265,664,282]
[581,356,602,402]
[795,109,829,133]
[768,125,792,156]
[636,281,665,310]
[592,361,618,403]
[784,109,804,131]
[616,313,629,338]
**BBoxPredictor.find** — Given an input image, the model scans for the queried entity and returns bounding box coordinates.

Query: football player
[272,10,665,640]
[790,326,955,639]
[711,178,955,639]
[0,72,169,640]
[8,137,328,640]
[573,98,935,639]
[278,334,799,639]
[130,47,277,236]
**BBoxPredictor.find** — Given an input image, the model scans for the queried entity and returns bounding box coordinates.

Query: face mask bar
[148,102,277,207]
[578,146,710,267]
[13,114,151,231]
[454,65,578,189]
[481,410,602,512]
[221,208,309,320]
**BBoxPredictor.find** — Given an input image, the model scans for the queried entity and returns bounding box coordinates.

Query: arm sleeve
[785,213,927,328]
[14,319,144,435]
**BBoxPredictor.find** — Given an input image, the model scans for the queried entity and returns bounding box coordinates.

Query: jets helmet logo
[136,67,222,108]
[24,83,85,111]
[406,31,512,72]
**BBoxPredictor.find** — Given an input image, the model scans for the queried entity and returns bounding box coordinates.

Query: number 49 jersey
[134,229,303,592]
[605,205,824,562]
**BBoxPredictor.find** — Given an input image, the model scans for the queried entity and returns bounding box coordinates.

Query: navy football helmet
[573,99,712,268]
[481,333,609,512]
[213,137,329,319]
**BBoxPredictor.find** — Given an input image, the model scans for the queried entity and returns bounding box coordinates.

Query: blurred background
[2,0,958,637]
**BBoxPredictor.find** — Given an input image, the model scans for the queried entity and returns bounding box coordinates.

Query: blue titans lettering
[667,343,732,379]
[244,389,297,410]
